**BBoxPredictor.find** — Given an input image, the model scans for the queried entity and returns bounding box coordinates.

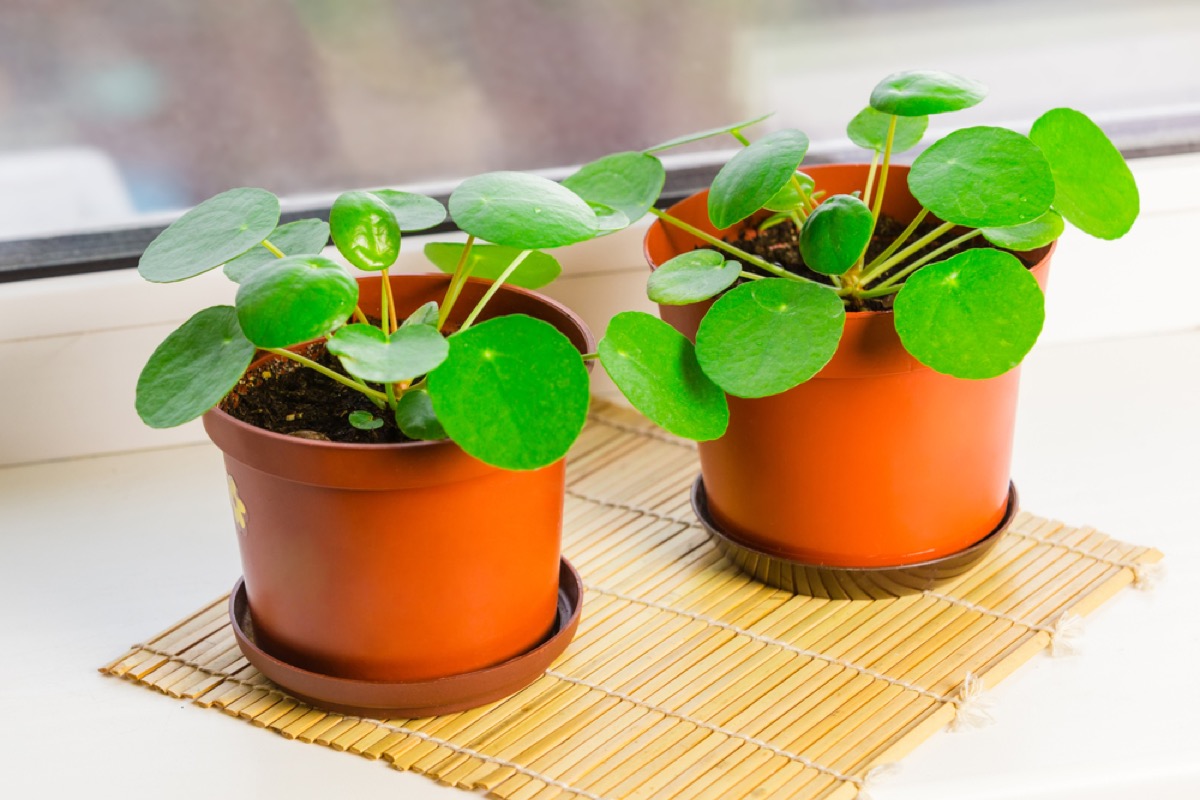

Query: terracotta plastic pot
[203,274,594,683]
[645,165,1052,568]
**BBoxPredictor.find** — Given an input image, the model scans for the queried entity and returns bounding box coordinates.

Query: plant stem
[859,208,930,285]
[380,268,393,334]
[437,235,476,331]
[261,239,285,259]
[862,150,881,212]
[385,381,397,410]
[857,220,958,286]
[353,306,370,325]
[870,115,898,224]
[739,271,764,281]
[648,208,813,285]
[265,347,389,405]
[731,130,751,147]
[459,250,532,331]
[863,229,984,296]
[581,352,599,361]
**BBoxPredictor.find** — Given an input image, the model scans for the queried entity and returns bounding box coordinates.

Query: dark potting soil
[729,215,1040,311]
[221,339,412,444]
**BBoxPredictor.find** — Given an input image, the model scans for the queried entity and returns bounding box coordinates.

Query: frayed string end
[855,763,901,800]
[949,672,994,731]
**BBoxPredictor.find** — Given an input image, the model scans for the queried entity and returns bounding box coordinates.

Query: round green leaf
[846,107,929,153]
[426,314,589,470]
[395,388,447,440]
[762,172,815,212]
[449,172,599,250]
[696,279,845,398]
[894,248,1045,379]
[909,127,1055,228]
[1029,108,1139,240]
[982,209,1064,251]
[645,113,773,153]
[709,129,811,229]
[562,151,665,226]
[223,218,330,283]
[423,242,562,290]
[799,194,874,276]
[326,323,449,383]
[139,188,280,283]
[599,312,728,441]
[329,191,402,271]
[135,306,255,428]
[647,249,741,305]
[235,255,359,348]
[348,410,384,431]
[370,189,447,232]
[869,70,987,117]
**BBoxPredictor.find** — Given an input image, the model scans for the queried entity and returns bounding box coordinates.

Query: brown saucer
[692,478,1019,599]
[229,558,583,719]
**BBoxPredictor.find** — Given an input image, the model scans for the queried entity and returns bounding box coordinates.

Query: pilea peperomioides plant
[136,172,615,471]
[568,70,1140,440]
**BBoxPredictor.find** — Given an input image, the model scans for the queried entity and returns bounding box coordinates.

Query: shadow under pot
[644,165,1051,578]
[202,274,592,717]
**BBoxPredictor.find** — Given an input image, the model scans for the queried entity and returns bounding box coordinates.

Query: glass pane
[1,0,1196,241]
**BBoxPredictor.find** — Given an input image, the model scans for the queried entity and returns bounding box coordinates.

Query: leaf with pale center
[647,249,742,305]
[426,315,589,470]
[708,129,810,230]
[424,242,561,289]
[562,151,665,226]
[763,172,815,213]
[644,113,773,153]
[139,188,280,283]
[395,389,447,440]
[696,279,845,397]
[1029,108,1139,240]
[847,107,928,152]
[348,410,383,431]
[136,306,255,428]
[909,127,1055,228]
[235,255,359,348]
[224,218,330,283]
[327,323,449,383]
[982,209,1064,251]
[370,189,447,232]
[449,172,599,250]
[599,312,728,441]
[330,191,401,271]
[869,70,987,116]
[894,248,1044,379]
[799,195,874,275]
[402,301,440,328]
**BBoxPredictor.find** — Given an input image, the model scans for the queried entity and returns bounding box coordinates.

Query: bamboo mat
[102,400,1162,800]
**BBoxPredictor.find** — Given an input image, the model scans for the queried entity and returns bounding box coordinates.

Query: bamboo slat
[100,400,1162,800]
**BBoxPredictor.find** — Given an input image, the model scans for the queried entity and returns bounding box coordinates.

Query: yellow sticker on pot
[226,475,247,534]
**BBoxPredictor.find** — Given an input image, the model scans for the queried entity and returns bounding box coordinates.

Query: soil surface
[729,214,1040,311]
[221,340,412,444]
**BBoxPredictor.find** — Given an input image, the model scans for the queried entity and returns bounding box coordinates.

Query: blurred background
[1,0,1197,245]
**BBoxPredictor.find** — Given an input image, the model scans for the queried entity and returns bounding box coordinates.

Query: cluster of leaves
[135,172,626,470]
[567,70,1140,442]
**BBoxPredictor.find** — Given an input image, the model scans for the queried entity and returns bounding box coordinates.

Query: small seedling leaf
[1029,108,1139,240]
[647,249,742,305]
[562,151,665,226]
[348,410,384,431]
[449,172,599,250]
[762,172,815,212]
[139,188,280,283]
[395,389,448,440]
[981,209,1064,251]
[894,248,1044,379]
[329,191,402,271]
[402,300,440,328]
[599,311,729,441]
[135,305,255,428]
[645,113,773,153]
[424,242,562,289]
[427,315,589,470]
[909,127,1055,228]
[869,70,987,116]
[696,279,844,397]
[235,255,359,348]
[370,189,447,232]
[326,323,449,383]
[223,218,330,283]
[709,129,811,229]
[847,107,928,152]
[799,194,874,275]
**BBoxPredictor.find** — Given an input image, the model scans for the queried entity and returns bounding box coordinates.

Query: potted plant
[570,70,1139,577]
[134,171,612,716]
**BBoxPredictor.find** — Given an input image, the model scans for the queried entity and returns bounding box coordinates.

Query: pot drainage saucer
[692,478,1018,598]
[229,558,583,718]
